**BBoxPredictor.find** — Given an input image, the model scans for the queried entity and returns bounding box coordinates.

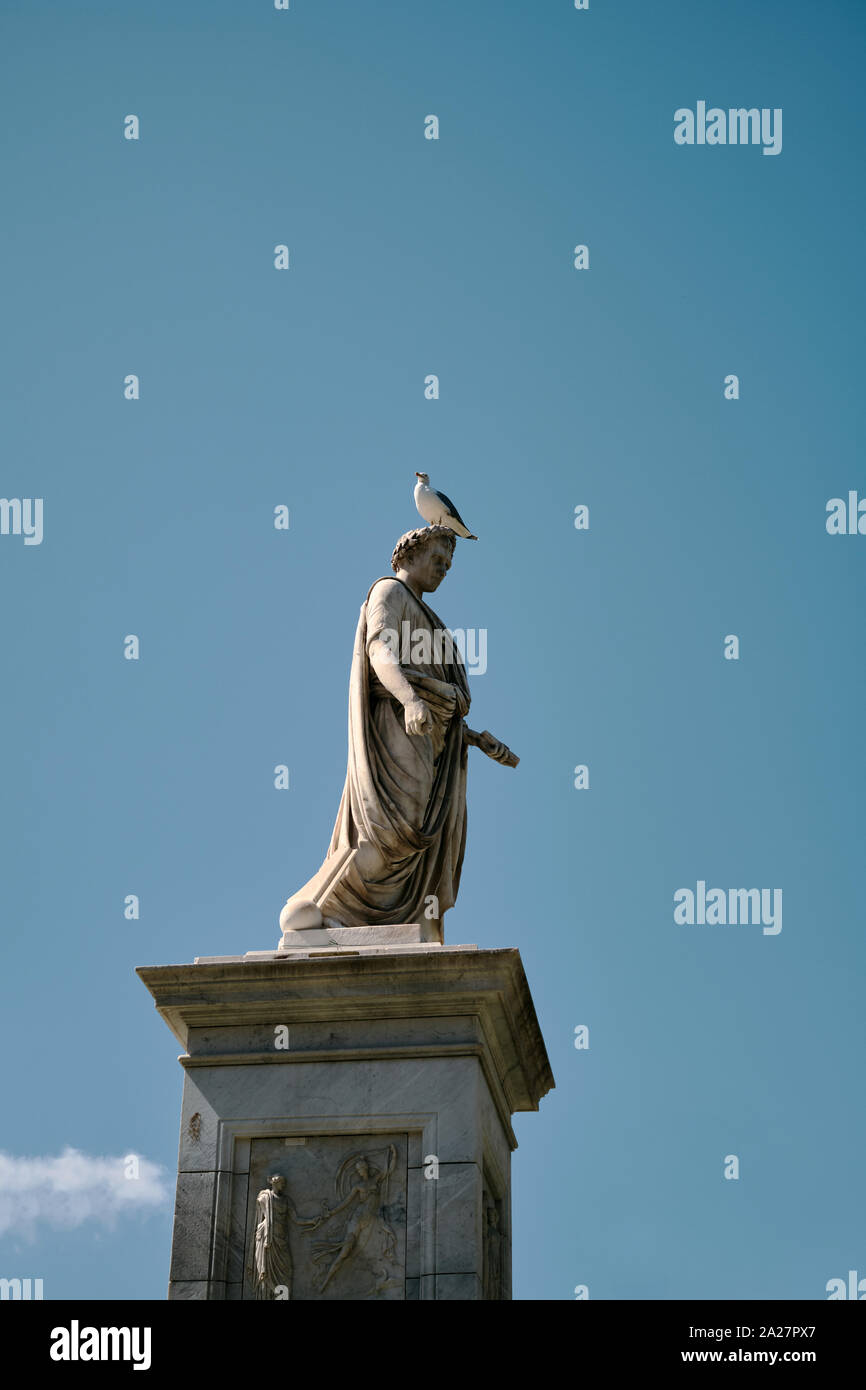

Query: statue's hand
[404,698,434,736]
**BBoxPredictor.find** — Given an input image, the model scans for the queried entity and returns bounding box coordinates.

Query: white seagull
[413,472,478,539]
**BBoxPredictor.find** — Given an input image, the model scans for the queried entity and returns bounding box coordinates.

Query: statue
[250,1174,321,1300]
[279,525,517,938]
[483,1203,503,1300]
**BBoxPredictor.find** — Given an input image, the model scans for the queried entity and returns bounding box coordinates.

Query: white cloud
[0,1147,170,1240]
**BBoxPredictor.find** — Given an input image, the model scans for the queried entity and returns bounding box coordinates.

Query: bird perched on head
[413,472,478,539]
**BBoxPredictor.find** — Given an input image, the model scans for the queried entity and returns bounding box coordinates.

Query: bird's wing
[433,489,469,528]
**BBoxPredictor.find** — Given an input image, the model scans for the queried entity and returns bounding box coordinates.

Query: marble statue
[251,1174,321,1300]
[280,525,517,936]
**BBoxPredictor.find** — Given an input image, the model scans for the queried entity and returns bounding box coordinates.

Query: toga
[321,576,471,927]
[253,1188,293,1299]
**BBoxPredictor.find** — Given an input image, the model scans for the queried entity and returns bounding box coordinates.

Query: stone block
[139,946,553,1300]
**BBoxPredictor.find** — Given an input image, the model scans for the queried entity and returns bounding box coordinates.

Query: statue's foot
[279,897,324,935]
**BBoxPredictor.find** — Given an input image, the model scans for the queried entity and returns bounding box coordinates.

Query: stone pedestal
[137,943,553,1301]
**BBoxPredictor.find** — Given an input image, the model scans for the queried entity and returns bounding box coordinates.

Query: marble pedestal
[137,942,553,1301]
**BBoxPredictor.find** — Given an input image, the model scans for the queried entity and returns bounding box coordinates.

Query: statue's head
[391,525,456,594]
[354,1158,371,1180]
[268,1174,286,1194]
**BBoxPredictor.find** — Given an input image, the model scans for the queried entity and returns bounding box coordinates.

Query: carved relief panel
[242,1134,408,1300]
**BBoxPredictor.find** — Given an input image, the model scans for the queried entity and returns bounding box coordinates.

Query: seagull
[413,472,478,539]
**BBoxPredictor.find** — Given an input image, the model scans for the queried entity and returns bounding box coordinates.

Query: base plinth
[137,946,553,1301]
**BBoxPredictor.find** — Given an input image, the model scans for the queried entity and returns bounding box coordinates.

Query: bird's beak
[415,472,422,478]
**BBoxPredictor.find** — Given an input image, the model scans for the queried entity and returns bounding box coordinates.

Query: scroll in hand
[464,726,519,768]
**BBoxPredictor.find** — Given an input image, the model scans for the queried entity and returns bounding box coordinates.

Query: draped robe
[320,577,471,927]
[253,1188,293,1299]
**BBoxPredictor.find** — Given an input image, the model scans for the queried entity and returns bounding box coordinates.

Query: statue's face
[356,1160,370,1179]
[270,1175,285,1194]
[406,538,453,593]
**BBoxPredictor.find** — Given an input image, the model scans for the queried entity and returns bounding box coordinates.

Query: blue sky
[1,0,864,1299]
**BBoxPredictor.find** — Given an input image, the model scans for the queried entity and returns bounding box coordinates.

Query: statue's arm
[369,638,433,736]
[286,1198,316,1229]
[322,1188,358,1219]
